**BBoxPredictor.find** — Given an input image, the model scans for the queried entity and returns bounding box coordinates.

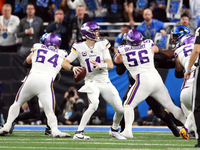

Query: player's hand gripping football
[72,66,83,76]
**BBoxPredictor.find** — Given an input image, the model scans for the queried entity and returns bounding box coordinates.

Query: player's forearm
[105,59,113,69]
[61,59,72,70]
[161,49,175,59]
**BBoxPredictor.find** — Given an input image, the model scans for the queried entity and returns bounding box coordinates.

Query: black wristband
[70,66,74,71]
[23,60,32,68]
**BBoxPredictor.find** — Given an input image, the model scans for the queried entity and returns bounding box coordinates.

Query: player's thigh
[100,82,122,109]
[181,83,193,111]
[124,81,149,108]
[87,87,100,109]
[38,89,55,114]
[150,85,175,111]
[15,80,36,106]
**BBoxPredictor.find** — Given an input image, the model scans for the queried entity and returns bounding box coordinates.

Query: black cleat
[195,143,200,147]
[45,126,52,135]
[168,123,180,137]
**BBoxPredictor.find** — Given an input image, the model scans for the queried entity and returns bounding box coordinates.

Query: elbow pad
[175,70,184,78]
[23,60,32,68]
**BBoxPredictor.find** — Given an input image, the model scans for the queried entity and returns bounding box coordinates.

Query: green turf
[0,131,198,150]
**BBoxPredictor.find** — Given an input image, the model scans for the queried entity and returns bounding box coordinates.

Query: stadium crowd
[0,0,200,147]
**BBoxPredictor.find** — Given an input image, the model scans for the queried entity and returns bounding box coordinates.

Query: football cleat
[120,129,133,138]
[195,140,200,147]
[109,128,126,140]
[9,121,16,134]
[52,129,71,138]
[45,126,52,135]
[180,126,190,139]
[168,122,180,137]
[0,128,9,136]
[73,131,90,140]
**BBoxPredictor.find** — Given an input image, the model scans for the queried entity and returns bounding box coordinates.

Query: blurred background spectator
[174,13,196,35]
[46,9,69,51]
[16,3,44,54]
[150,0,168,22]
[68,5,92,47]
[127,0,150,25]
[57,86,85,125]
[101,0,131,37]
[189,0,200,28]
[33,0,55,22]
[0,4,20,52]
[136,8,170,40]
[58,0,75,22]
[113,25,129,54]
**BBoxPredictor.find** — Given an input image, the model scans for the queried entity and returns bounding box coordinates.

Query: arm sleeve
[115,63,127,75]
[103,48,112,60]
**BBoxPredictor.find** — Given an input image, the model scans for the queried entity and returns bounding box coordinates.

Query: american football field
[0,125,197,150]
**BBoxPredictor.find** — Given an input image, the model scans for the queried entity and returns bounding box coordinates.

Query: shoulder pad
[31,43,43,51]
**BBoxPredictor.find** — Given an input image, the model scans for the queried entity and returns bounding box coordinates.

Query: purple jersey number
[183,45,192,57]
[36,49,59,68]
[85,56,101,72]
[126,50,150,67]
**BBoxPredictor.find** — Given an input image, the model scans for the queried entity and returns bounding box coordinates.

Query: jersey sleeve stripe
[118,49,121,54]
[31,46,34,51]
[72,47,77,53]
[106,42,111,49]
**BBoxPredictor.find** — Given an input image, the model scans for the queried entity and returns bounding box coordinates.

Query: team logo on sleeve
[82,51,87,56]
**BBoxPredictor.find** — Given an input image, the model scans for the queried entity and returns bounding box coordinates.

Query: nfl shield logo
[82,51,87,56]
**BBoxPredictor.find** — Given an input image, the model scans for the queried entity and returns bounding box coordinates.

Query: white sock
[112,112,123,130]
[77,106,95,131]
[45,112,58,131]
[124,105,134,131]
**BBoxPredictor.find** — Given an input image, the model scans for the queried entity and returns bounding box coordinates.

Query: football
[74,67,86,83]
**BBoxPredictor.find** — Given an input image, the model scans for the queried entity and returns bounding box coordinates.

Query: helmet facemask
[81,22,101,41]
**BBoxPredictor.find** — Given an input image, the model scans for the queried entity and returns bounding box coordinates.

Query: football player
[171,25,198,139]
[62,21,125,140]
[114,29,186,138]
[0,33,71,138]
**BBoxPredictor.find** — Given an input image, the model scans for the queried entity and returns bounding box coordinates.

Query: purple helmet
[80,21,100,41]
[126,29,143,46]
[44,33,61,48]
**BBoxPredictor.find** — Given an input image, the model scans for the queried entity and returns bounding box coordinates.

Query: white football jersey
[118,39,156,79]
[70,39,111,81]
[174,43,197,72]
[30,43,68,80]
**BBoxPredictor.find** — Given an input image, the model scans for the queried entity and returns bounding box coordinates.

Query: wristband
[70,66,74,71]
[98,63,108,69]
[186,68,192,72]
